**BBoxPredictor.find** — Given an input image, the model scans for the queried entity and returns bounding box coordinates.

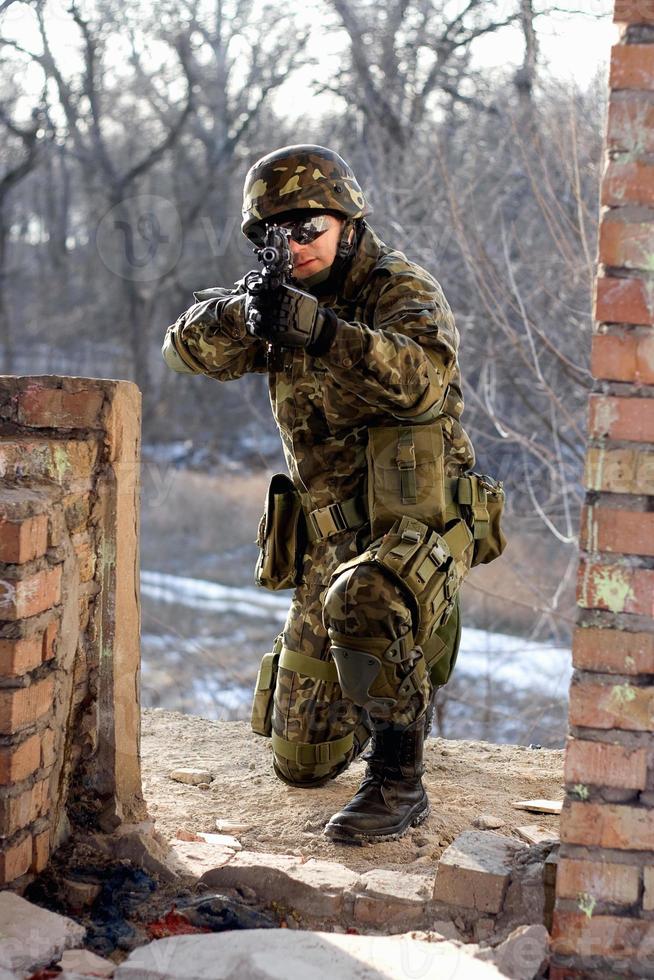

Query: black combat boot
[324,719,429,843]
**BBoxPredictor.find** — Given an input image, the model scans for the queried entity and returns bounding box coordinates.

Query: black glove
[184,293,247,340]
[245,282,337,355]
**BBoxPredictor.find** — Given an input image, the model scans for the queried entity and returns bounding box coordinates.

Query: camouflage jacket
[163,224,475,511]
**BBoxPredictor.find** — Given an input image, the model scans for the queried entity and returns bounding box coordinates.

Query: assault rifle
[244,225,323,350]
[244,225,292,339]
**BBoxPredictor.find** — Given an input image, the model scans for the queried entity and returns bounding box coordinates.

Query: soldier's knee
[270,730,356,787]
[323,562,412,638]
[272,758,345,788]
[322,565,357,628]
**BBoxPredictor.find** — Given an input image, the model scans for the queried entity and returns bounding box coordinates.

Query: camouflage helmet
[241,144,371,239]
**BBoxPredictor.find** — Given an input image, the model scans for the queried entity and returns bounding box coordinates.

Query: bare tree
[0,81,46,370]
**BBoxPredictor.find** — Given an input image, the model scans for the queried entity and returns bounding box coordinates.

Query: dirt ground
[141,709,564,875]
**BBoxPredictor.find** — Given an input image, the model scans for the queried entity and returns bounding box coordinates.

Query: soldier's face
[287,214,345,279]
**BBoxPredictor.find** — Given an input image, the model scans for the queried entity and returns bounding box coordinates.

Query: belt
[305,495,367,542]
[304,476,476,543]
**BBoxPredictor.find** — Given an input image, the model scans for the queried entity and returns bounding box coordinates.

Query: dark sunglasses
[250,214,332,248]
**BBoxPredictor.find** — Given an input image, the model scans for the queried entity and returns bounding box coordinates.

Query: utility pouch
[255,473,307,591]
[333,516,473,649]
[366,421,446,539]
[457,472,507,567]
[250,636,282,737]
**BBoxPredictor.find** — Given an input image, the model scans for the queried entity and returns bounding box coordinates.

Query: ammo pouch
[255,473,307,591]
[458,472,507,567]
[250,635,282,736]
[332,516,474,649]
[366,421,445,540]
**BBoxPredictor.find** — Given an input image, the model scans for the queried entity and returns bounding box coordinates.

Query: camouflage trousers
[271,529,432,787]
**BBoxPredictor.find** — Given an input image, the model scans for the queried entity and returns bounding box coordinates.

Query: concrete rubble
[433,830,527,914]
[58,947,116,977]
[0,891,86,974]
[0,827,554,978]
[114,929,507,980]
[169,769,213,786]
[160,828,555,943]
[476,924,549,980]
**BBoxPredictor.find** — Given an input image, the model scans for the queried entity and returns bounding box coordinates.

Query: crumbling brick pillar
[551,2,654,976]
[0,377,146,888]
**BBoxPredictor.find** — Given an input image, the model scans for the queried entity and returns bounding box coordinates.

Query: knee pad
[327,629,414,713]
[270,729,360,786]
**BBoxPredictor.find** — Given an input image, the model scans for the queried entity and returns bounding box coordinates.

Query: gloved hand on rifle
[245,226,337,355]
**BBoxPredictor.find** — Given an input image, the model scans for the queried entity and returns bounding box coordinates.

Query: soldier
[163,145,504,843]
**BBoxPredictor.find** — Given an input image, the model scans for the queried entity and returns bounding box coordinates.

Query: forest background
[0,0,615,746]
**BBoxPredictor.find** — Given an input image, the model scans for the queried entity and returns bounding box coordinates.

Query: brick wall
[551,3,654,976]
[0,377,145,888]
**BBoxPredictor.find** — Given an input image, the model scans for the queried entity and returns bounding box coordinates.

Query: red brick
[0,733,40,783]
[577,558,654,617]
[0,514,48,565]
[562,802,654,850]
[0,440,99,486]
[644,866,654,910]
[608,93,654,153]
[42,619,58,662]
[611,44,654,92]
[569,676,653,731]
[585,446,654,494]
[572,627,654,674]
[0,835,32,884]
[588,394,654,441]
[615,0,654,22]
[599,215,654,273]
[603,160,654,208]
[595,276,654,325]
[581,505,654,556]
[552,910,654,959]
[63,492,91,533]
[591,333,654,383]
[47,506,66,548]
[0,565,61,621]
[72,532,96,583]
[31,828,50,873]
[0,636,43,676]
[0,677,54,735]
[17,384,104,429]
[0,779,50,836]
[591,333,637,381]
[557,857,640,905]
[40,729,55,770]
[564,737,647,789]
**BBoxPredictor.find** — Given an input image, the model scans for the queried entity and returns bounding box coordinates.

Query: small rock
[472,814,505,831]
[0,892,86,974]
[61,878,102,911]
[474,916,496,942]
[215,819,252,834]
[198,833,242,850]
[170,768,214,786]
[168,839,240,879]
[515,824,559,845]
[197,783,211,790]
[58,947,115,977]
[430,919,462,941]
[477,923,549,979]
[112,831,179,884]
[248,761,256,770]
[176,829,204,842]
